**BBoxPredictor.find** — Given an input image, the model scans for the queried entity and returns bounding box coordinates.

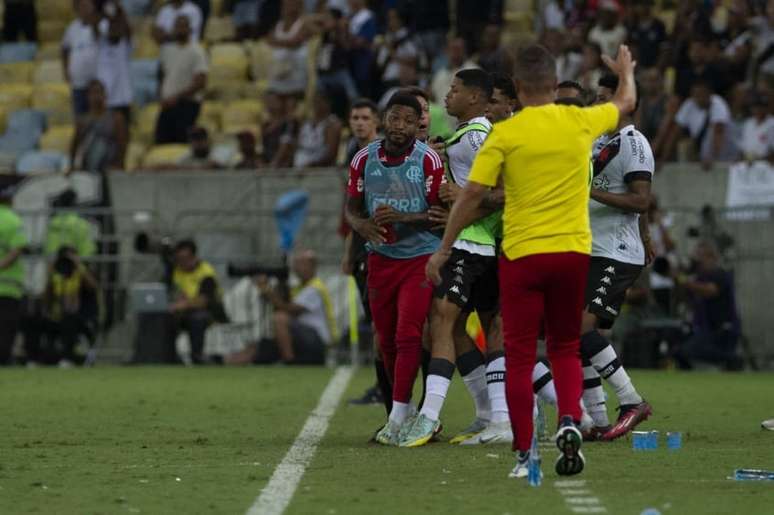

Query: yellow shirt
[468,103,619,260]
[173,261,218,300]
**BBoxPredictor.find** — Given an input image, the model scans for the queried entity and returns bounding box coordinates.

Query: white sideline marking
[246,366,354,515]
[553,480,608,514]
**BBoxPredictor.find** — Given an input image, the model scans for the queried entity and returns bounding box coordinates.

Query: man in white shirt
[739,93,774,161]
[153,0,203,44]
[588,0,627,57]
[256,250,335,365]
[96,2,133,124]
[154,15,208,144]
[673,80,739,167]
[61,0,100,117]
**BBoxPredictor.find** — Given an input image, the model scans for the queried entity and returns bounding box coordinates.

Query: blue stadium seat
[6,109,47,134]
[131,59,159,106]
[120,0,153,17]
[0,132,40,154]
[15,150,69,174]
[0,42,38,63]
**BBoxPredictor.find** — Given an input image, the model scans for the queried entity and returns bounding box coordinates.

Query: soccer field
[1,367,772,515]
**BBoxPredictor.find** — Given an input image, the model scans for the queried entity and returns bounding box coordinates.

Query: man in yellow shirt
[426,44,637,478]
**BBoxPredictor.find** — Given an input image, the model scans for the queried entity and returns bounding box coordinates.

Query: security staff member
[0,176,27,365]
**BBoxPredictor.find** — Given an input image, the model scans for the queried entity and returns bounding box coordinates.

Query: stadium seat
[133,35,159,59]
[130,59,159,106]
[15,149,69,174]
[204,16,235,43]
[0,84,33,112]
[246,41,273,81]
[0,42,38,63]
[32,82,71,113]
[200,101,224,130]
[35,42,61,61]
[36,0,73,21]
[222,100,263,127]
[141,144,189,168]
[211,43,247,65]
[5,108,46,135]
[134,102,160,143]
[130,58,159,80]
[505,0,533,12]
[46,108,74,128]
[0,62,34,84]
[124,141,147,171]
[206,76,246,101]
[33,60,65,84]
[120,0,153,17]
[38,20,68,44]
[39,125,74,154]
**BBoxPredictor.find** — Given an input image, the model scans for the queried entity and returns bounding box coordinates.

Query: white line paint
[246,366,354,515]
[553,479,608,514]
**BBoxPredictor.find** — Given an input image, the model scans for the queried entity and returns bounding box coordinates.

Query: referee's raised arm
[602,45,638,117]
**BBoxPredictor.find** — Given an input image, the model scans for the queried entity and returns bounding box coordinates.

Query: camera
[134,233,175,263]
[54,247,77,277]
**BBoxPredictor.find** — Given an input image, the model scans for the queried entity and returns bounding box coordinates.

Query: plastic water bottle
[734,469,774,481]
[632,431,648,450]
[667,432,682,450]
[528,432,542,487]
[648,431,659,450]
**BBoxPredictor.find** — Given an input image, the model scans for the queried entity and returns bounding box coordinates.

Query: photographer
[0,176,27,365]
[253,250,336,365]
[24,246,98,367]
[674,240,742,370]
[169,239,226,364]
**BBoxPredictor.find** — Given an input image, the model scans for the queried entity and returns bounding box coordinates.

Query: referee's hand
[426,249,451,286]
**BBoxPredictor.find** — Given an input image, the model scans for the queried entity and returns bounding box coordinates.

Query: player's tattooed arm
[590,177,651,213]
[345,195,386,245]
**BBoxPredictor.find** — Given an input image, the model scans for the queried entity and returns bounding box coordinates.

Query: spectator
[477,24,514,76]
[234,130,261,169]
[554,28,585,82]
[293,89,342,167]
[636,67,668,142]
[23,246,99,368]
[227,0,263,40]
[0,176,27,366]
[404,0,450,62]
[750,0,774,87]
[44,189,97,260]
[377,60,420,111]
[314,7,359,100]
[537,0,565,32]
[96,2,133,126]
[739,92,774,160]
[347,0,378,97]
[169,239,227,364]
[556,80,585,100]
[343,98,379,164]
[646,197,676,315]
[375,8,426,96]
[62,0,101,117]
[588,0,627,57]
[191,0,211,36]
[70,80,128,172]
[267,0,311,107]
[178,126,222,169]
[669,80,739,167]
[3,0,37,42]
[626,0,666,69]
[153,0,203,44]
[261,91,298,167]
[674,240,742,370]
[578,42,606,91]
[154,15,208,144]
[253,250,336,364]
[674,38,729,100]
[401,85,431,142]
[430,37,478,104]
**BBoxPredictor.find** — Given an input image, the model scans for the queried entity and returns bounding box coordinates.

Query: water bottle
[528,432,542,487]
[667,432,682,450]
[632,431,648,450]
[648,431,659,450]
[734,469,774,481]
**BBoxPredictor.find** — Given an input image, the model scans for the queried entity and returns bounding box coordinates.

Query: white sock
[389,401,410,425]
[582,364,609,427]
[420,375,451,421]
[532,361,557,406]
[462,365,490,422]
[589,345,643,406]
[486,357,509,424]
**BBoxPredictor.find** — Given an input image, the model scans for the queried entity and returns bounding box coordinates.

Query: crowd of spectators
[0,0,770,176]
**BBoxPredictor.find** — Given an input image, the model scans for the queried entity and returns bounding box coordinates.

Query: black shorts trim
[433,248,499,313]
[584,256,643,329]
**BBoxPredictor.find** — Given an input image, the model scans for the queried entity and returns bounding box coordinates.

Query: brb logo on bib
[406,166,423,183]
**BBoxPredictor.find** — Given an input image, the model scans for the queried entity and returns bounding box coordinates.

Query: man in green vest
[0,176,28,365]
[43,189,96,259]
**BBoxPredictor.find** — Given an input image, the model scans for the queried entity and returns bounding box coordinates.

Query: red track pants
[499,252,589,452]
[367,253,433,404]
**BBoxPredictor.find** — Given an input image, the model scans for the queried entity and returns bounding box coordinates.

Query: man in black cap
[0,175,28,365]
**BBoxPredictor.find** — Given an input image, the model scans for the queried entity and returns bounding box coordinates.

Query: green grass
[1,367,773,514]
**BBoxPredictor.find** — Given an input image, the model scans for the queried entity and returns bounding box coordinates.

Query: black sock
[456,348,485,376]
[374,359,393,416]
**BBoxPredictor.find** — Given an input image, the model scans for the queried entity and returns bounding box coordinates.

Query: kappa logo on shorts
[455,259,465,265]
[605,306,619,316]
[604,266,616,275]
[450,285,461,294]
[592,297,603,306]
[596,286,608,295]
[601,276,612,285]
[453,266,464,274]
